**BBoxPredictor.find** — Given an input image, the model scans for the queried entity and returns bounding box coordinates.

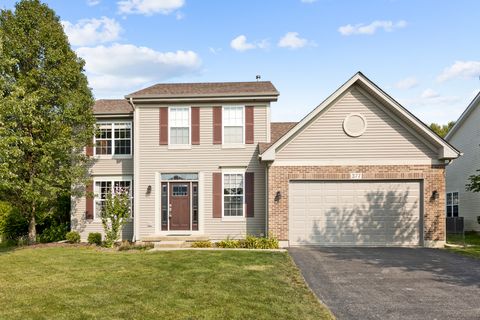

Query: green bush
[65,231,80,243]
[0,201,28,242]
[87,232,102,246]
[190,240,212,248]
[216,238,241,248]
[39,222,69,243]
[216,235,279,249]
[117,241,153,251]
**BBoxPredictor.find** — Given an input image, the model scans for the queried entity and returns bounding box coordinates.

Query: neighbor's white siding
[136,104,269,240]
[446,101,480,231]
[275,86,438,164]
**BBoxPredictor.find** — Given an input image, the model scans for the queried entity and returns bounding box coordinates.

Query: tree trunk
[28,213,36,244]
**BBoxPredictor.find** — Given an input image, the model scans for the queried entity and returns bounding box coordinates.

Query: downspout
[128,97,137,242]
[265,161,271,237]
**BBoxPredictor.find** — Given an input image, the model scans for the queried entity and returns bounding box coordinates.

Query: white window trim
[93,176,133,222]
[446,191,459,218]
[222,105,245,148]
[221,169,246,221]
[168,106,191,149]
[93,121,132,159]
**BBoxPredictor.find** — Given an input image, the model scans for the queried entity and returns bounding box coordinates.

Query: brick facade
[267,164,446,244]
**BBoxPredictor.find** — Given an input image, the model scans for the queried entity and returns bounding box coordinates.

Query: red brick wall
[267,165,446,243]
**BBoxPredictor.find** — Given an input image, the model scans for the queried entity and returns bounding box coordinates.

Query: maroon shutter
[212,172,222,218]
[191,107,200,145]
[85,182,94,220]
[213,107,222,144]
[159,108,168,145]
[86,137,94,156]
[245,172,254,217]
[245,106,254,144]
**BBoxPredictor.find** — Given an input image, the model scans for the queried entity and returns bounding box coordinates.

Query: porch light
[146,185,152,194]
[275,191,281,202]
[431,190,438,200]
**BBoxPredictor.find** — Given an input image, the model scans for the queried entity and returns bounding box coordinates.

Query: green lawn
[446,231,480,259]
[0,246,333,320]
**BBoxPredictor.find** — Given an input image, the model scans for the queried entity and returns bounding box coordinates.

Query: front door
[169,182,190,230]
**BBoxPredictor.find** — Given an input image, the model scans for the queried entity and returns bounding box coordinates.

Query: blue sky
[3,0,480,124]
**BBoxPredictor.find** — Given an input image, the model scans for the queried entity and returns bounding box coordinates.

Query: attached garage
[288,180,422,246]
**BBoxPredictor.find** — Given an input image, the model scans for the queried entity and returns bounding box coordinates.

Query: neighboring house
[445,92,480,232]
[71,72,460,247]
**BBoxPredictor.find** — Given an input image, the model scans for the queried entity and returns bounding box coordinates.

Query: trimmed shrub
[87,232,102,246]
[190,240,212,248]
[65,231,80,243]
[217,235,279,249]
[39,222,69,243]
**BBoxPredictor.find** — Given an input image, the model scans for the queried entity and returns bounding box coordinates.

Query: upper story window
[446,192,459,217]
[95,122,132,157]
[169,107,190,145]
[223,106,244,144]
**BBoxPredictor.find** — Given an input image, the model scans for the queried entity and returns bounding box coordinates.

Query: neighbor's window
[446,192,459,217]
[223,106,244,144]
[223,173,244,217]
[95,122,131,156]
[94,179,132,219]
[169,107,190,145]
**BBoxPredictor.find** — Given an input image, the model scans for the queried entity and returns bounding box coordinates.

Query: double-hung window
[94,122,132,156]
[223,106,244,144]
[446,192,459,217]
[169,107,190,145]
[223,173,244,217]
[94,178,132,220]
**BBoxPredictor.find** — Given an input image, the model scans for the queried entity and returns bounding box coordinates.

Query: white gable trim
[260,72,460,161]
[445,91,480,141]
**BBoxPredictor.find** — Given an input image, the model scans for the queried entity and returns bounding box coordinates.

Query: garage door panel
[289,180,421,246]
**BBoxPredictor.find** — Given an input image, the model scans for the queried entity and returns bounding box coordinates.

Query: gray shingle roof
[93,99,133,115]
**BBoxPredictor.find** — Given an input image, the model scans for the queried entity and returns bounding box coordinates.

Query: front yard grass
[0,246,333,320]
[446,231,480,259]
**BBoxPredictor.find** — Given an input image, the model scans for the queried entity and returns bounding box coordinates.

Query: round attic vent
[343,113,367,137]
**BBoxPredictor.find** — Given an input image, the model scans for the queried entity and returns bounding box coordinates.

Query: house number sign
[350,173,363,180]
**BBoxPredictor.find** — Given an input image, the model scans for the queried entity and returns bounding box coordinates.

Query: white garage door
[289,181,421,246]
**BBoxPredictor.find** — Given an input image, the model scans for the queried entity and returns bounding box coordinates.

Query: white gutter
[128,97,138,242]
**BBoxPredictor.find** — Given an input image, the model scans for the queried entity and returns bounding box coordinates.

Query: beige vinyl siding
[71,116,134,240]
[71,195,133,242]
[275,86,437,164]
[136,105,268,240]
[446,102,480,231]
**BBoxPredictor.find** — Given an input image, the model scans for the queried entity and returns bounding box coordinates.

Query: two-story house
[72,72,460,247]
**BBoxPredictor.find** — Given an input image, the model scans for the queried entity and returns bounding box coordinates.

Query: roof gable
[445,91,480,141]
[260,72,460,161]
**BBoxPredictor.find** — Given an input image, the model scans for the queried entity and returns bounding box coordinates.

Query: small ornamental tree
[101,188,131,248]
[466,170,480,193]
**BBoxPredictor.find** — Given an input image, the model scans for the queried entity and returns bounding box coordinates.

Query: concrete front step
[142,235,209,242]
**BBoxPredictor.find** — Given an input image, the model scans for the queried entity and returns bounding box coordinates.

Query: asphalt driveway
[289,247,480,320]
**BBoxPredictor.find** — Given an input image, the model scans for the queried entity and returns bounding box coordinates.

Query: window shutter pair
[159,107,200,145]
[212,172,254,218]
[213,106,255,145]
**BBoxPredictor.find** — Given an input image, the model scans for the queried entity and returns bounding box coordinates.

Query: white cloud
[395,77,418,90]
[420,88,440,99]
[86,0,100,6]
[209,47,222,55]
[437,60,480,82]
[230,35,256,52]
[62,17,122,46]
[338,20,407,36]
[117,0,184,15]
[76,43,201,96]
[301,0,317,3]
[278,32,313,49]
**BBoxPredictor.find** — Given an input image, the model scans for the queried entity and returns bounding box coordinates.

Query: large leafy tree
[429,121,455,138]
[0,0,95,243]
